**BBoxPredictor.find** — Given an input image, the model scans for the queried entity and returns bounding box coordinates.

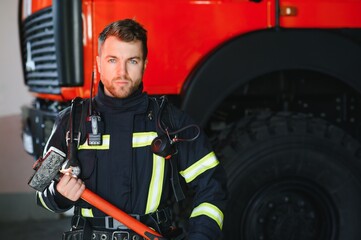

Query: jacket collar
[94,81,148,114]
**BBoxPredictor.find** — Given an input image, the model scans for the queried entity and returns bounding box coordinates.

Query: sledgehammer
[28,147,166,240]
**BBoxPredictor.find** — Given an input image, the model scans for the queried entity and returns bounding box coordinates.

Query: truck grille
[21,7,60,94]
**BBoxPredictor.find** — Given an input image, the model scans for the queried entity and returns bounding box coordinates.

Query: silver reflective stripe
[180,152,219,183]
[78,135,110,150]
[37,191,54,212]
[132,132,157,148]
[190,202,224,229]
[145,154,165,214]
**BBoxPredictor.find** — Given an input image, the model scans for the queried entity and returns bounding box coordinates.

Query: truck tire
[215,112,361,240]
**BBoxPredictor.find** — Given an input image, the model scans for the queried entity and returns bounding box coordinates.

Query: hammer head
[28,147,66,192]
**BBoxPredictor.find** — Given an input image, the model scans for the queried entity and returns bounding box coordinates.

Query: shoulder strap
[65,97,88,171]
[151,97,186,202]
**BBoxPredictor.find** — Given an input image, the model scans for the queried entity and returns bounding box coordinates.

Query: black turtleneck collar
[94,81,148,114]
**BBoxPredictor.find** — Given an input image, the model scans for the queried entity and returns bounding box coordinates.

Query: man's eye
[108,59,116,63]
[129,59,138,64]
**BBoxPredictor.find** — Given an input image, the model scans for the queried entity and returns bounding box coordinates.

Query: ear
[96,56,101,73]
[143,58,148,72]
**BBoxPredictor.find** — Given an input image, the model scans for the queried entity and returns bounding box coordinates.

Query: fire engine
[19,0,361,239]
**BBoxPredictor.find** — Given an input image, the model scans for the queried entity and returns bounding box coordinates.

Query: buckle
[111,230,130,240]
[105,215,140,230]
[105,216,125,230]
[66,131,81,147]
[71,215,82,229]
[153,209,169,224]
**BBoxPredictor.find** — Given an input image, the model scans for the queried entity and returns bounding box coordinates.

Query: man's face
[96,36,147,98]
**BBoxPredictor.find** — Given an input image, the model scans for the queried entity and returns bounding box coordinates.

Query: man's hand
[56,171,85,201]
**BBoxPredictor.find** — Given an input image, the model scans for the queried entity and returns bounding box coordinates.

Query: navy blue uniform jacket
[36,83,227,239]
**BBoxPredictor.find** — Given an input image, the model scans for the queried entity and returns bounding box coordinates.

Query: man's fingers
[57,173,72,187]
[60,168,73,175]
[56,175,85,201]
[68,178,85,196]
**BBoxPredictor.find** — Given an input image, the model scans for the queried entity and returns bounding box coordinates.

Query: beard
[105,77,141,98]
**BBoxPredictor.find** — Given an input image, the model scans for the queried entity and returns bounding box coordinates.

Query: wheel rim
[241,178,338,240]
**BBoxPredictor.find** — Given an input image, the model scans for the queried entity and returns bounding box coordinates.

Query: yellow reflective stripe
[145,154,165,214]
[133,132,157,148]
[78,135,110,150]
[81,208,94,217]
[190,202,224,229]
[37,191,54,212]
[180,152,219,183]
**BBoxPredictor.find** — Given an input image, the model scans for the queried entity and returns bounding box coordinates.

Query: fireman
[36,19,227,240]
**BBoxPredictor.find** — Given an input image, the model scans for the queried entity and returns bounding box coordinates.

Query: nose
[116,61,127,77]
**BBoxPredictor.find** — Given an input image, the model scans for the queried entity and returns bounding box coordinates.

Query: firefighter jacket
[36,82,227,239]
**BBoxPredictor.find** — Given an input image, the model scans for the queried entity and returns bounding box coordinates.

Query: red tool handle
[81,188,165,240]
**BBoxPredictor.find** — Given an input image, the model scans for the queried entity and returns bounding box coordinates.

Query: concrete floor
[0,114,71,239]
[0,217,70,240]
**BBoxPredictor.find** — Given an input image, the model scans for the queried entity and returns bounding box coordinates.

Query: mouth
[113,79,130,86]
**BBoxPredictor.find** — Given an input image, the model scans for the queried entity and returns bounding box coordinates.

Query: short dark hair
[98,19,148,59]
